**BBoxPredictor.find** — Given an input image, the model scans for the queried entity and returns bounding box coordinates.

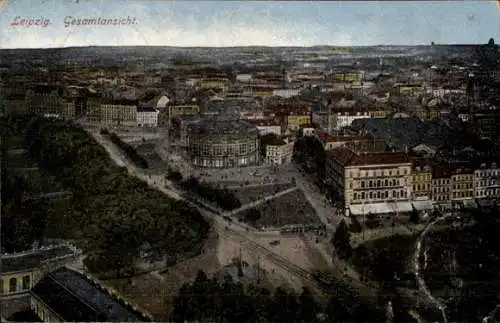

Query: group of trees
[180,177,242,211]
[423,216,500,322]
[101,129,149,169]
[333,217,417,284]
[351,234,417,287]
[243,208,262,223]
[171,271,319,323]
[1,173,54,253]
[16,116,209,275]
[171,270,377,323]
[1,116,56,253]
[293,136,326,179]
[166,168,183,182]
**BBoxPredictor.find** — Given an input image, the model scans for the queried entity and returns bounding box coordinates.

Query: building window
[361,192,365,199]
[377,179,381,187]
[369,192,373,199]
[354,193,358,200]
[361,181,365,188]
[384,179,388,187]
[9,277,17,293]
[22,275,30,290]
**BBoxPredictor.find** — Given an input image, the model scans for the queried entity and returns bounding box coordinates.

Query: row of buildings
[1,245,151,322]
[4,86,160,127]
[324,145,499,217]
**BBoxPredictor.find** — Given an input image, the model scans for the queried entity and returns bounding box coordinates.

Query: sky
[0,0,499,48]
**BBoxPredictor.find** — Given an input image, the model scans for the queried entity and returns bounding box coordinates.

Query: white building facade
[265,142,294,165]
[137,108,159,127]
[256,125,282,136]
[332,111,372,129]
[474,162,500,199]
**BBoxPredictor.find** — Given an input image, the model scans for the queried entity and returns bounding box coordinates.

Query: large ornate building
[474,161,500,199]
[187,116,260,168]
[325,147,413,217]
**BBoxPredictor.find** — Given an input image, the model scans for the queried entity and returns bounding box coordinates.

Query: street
[91,129,429,321]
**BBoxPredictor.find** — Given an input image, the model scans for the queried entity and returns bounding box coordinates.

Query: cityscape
[1,1,500,323]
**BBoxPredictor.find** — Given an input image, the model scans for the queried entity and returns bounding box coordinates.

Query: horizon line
[0,43,490,50]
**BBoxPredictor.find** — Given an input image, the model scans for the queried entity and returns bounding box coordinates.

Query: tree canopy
[3,116,209,274]
[172,270,384,323]
[180,177,241,211]
[332,220,352,260]
[172,270,321,323]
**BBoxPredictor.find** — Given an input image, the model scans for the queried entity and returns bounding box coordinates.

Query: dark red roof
[328,147,410,166]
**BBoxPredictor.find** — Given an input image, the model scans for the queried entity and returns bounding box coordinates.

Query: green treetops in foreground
[2,116,209,275]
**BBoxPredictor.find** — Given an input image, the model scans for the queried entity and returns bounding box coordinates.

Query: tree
[410,209,420,224]
[332,220,352,259]
[488,38,495,47]
[325,296,350,322]
[244,208,262,223]
[166,169,183,182]
[298,287,318,322]
[354,244,371,281]
[172,274,322,322]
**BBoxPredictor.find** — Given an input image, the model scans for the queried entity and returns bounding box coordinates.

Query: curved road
[413,214,456,323]
[90,129,382,315]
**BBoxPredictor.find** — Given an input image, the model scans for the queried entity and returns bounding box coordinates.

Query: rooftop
[31,267,150,322]
[102,99,139,106]
[1,245,78,273]
[409,156,433,170]
[248,119,280,127]
[328,147,410,167]
[431,162,452,179]
[318,133,371,143]
[191,116,258,136]
[350,117,458,151]
[137,105,157,112]
[263,136,286,146]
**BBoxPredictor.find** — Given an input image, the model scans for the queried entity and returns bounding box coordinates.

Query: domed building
[187,116,260,168]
